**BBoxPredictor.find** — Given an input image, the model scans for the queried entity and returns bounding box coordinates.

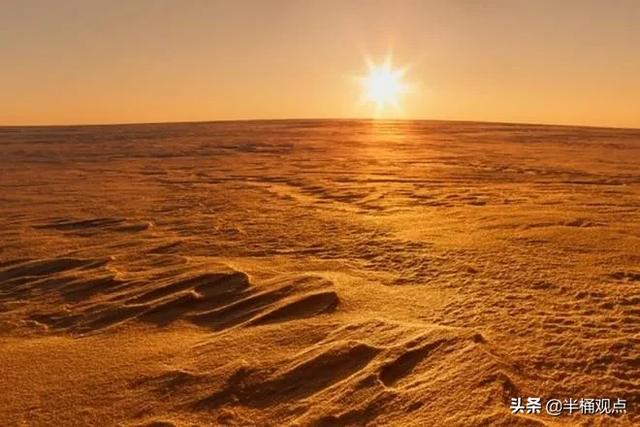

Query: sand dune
[0,120,639,425]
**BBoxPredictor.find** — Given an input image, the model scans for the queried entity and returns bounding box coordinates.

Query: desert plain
[0,119,639,426]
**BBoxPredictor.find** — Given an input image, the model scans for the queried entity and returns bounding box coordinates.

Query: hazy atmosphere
[1,0,639,127]
[2,2,640,426]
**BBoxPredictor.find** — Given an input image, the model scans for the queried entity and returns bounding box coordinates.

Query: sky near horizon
[1,0,639,128]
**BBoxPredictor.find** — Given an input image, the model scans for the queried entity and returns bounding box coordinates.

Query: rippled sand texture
[1,120,639,426]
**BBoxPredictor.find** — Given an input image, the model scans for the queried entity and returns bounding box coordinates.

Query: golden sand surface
[0,120,639,426]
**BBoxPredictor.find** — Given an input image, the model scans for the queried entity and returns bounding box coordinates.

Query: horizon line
[1,117,639,132]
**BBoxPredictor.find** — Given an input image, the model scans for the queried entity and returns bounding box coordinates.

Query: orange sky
[1,0,639,127]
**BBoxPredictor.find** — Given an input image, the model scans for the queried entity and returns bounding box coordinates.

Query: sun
[359,57,409,111]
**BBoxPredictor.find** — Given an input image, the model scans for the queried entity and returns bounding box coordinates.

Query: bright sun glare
[360,57,409,112]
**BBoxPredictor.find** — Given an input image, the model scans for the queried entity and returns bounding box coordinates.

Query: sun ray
[358,55,410,116]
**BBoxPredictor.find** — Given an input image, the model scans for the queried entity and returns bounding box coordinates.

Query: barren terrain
[0,120,639,426]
